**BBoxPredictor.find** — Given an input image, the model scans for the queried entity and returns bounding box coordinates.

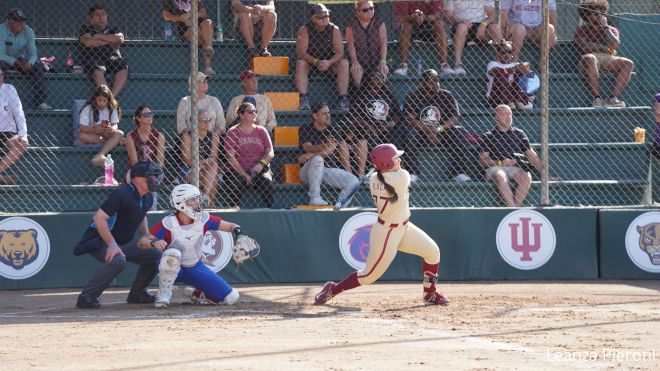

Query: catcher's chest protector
[162,212,210,267]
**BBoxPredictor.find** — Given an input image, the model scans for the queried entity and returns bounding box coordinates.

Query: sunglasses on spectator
[242,109,258,114]
[141,111,154,117]
[315,15,330,20]
[360,7,374,13]
[199,117,212,122]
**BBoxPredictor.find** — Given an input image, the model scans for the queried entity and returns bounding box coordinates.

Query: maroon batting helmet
[371,144,404,172]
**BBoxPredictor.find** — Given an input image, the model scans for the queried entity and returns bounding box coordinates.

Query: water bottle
[104,154,114,186]
[416,58,423,76]
[214,23,224,42]
[66,52,74,73]
[164,22,173,42]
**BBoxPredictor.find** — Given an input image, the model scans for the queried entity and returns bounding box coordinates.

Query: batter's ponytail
[377,171,398,204]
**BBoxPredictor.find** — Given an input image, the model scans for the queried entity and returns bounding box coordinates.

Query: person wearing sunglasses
[574,1,633,108]
[295,3,350,111]
[224,102,274,209]
[176,71,226,137]
[0,67,27,185]
[125,106,166,192]
[392,1,452,77]
[345,1,388,88]
[486,40,533,110]
[179,109,220,206]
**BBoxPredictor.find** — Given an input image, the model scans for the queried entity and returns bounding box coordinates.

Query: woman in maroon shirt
[126,105,166,182]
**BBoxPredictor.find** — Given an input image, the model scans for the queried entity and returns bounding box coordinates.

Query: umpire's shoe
[76,294,101,309]
[127,290,156,304]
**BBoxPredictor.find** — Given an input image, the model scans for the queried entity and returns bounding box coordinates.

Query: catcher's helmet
[371,143,404,172]
[170,184,203,220]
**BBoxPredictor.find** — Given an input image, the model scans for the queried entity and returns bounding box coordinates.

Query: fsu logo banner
[200,230,234,273]
[496,210,556,270]
[0,217,51,280]
[338,212,378,269]
[625,212,660,273]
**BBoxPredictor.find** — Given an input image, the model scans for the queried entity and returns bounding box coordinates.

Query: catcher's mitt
[232,235,261,268]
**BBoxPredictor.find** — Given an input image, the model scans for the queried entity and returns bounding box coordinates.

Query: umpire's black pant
[78,234,161,300]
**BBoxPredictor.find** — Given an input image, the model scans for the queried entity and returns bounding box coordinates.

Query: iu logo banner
[0,217,51,280]
[625,211,660,273]
[338,212,378,270]
[496,210,556,270]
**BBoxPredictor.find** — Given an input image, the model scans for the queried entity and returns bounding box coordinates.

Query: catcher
[139,184,260,308]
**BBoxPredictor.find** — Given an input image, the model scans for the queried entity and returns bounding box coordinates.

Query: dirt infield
[1,281,659,370]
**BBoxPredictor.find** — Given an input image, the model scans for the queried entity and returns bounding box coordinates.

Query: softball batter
[314,143,449,305]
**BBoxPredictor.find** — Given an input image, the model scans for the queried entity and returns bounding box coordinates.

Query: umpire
[73,162,164,309]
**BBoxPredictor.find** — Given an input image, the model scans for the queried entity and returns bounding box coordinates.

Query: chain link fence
[0,0,657,213]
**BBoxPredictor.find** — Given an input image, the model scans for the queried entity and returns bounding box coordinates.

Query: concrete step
[8,70,646,111]
[10,142,651,187]
[23,106,654,147]
[0,179,648,214]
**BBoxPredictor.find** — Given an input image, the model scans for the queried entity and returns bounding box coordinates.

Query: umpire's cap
[131,162,164,192]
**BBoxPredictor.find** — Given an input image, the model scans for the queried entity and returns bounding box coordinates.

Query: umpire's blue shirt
[92,184,154,245]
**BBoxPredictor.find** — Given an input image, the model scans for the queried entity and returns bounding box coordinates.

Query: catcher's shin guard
[155,249,181,308]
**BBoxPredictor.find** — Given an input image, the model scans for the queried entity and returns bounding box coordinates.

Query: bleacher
[0,0,658,213]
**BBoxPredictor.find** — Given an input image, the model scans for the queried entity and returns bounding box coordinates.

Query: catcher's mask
[131,162,164,192]
[371,143,404,172]
[170,183,203,220]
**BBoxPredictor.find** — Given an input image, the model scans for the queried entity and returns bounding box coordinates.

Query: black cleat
[76,294,101,309]
[126,290,156,304]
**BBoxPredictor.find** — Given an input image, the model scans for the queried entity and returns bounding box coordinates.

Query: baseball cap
[310,3,330,17]
[188,71,209,87]
[239,69,258,81]
[420,69,439,80]
[311,102,329,114]
[8,9,27,22]
[655,93,660,104]
[242,96,257,106]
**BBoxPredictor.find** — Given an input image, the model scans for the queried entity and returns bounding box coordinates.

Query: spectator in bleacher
[125,106,165,181]
[78,85,124,167]
[225,69,277,136]
[295,3,350,111]
[231,0,277,58]
[499,0,558,63]
[574,2,633,108]
[652,93,660,162]
[478,104,542,207]
[0,9,51,110]
[79,4,129,98]
[486,40,533,110]
[162,0,215,75]
[444,0,502,75]
[350,71,413,160]
[299,102,359,206]
[345,0,388,87]
[0,67,27,185]
[403,69,471,182]
[392,0,452,76]
[224,102,274,209]
[180,109,220,206]
[176,71,226,136]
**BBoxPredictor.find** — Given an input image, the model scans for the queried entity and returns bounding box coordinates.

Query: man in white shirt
[444,0,502,74]
[499,0,558,62]
[225,69,277,136]
[0,67,27,185]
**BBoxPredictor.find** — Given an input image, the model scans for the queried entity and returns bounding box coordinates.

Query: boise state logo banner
[0,217,51,279]
[338,212,378,269]
[625,212,660,273]
[496,210,556,270]
[200,230,234,273]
